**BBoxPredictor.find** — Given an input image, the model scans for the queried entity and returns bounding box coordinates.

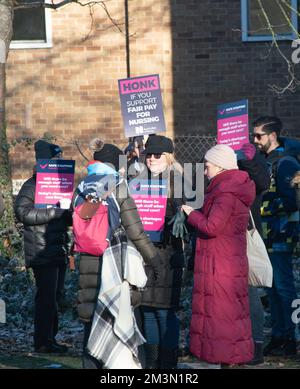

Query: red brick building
[6,0,300,190]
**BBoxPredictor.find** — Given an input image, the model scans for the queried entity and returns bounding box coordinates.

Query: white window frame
[10,5,52,49]
[241,0,298,42]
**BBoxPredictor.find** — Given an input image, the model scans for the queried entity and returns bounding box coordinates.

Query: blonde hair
[162,152,184,199]
[164,152,183,174]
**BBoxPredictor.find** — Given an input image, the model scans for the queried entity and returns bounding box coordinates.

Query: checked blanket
[87,227,147,369]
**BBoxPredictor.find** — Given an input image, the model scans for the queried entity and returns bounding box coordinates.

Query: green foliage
[0,354,82,369]
[0,261,35,329]
[0,122,22,260]
[0,260,80,330]
[1,132,57,153]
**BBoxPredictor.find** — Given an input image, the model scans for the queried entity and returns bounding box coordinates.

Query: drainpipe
[125,0,130,78]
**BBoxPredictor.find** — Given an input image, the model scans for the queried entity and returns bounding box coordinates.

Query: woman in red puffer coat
[182,144,256,365]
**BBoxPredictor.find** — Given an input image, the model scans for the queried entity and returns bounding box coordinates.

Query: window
[241,0,298,41]
[10,0,52,49]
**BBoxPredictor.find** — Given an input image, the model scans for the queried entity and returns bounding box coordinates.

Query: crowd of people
[8,115,300,368]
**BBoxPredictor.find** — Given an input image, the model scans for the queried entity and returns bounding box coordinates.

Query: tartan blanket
[87,227,147,369]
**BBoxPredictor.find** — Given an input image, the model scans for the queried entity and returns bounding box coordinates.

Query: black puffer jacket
[136,168,188,309]
[77,180,159,322]
[14,176,71,268]
[238,152,271,236]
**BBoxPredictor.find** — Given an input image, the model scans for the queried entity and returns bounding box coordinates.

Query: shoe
[283,339,297,356]
[53,341,69,353]
[159,347,178,369]
[35,343,68,354]
[144,344,159,369]
[246,342,264,365]
[263,337,286,356]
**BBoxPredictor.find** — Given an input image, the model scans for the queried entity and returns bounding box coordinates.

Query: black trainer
[283,338,297,356]
[35,343,68,354]
[263,337,286,356]
[246,342,264,365]
[53,341,69,353]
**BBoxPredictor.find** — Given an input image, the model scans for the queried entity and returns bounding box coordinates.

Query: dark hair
[252,116,282,137]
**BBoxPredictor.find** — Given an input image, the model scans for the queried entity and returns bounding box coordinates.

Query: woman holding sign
[137,135,191,369]
[14,140,71,354]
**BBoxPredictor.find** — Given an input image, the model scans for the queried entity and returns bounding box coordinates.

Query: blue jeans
[266,252,297,339]
[141,307,180,349]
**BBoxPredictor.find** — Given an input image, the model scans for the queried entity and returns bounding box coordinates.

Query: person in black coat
[14,140,72,354]
[135,135,191,369]
[74,140,163,369]
[237,142,271,365]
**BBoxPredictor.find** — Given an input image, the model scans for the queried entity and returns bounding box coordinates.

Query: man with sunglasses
[252,116,300,357]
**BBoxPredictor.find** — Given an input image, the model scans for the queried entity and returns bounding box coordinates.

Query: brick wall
[6,0,300,183]
[171,0,300,134]
[6,0,173,182]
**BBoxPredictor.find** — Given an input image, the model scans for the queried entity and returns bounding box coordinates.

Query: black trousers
[32,264,67,349]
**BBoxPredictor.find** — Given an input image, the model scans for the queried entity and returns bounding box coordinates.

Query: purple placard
[129,179,167,242]
[34,159,75,208]
[118,74,166,137]
[217,99,249,150]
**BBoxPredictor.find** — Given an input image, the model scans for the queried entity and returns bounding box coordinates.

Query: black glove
[147,254,164,284]
[168,210,188,239]
[130,287,142,308]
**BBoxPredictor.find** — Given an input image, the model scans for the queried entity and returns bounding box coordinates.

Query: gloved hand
[130,287,142,308]
[147,254,164,284]
[168,210,188,239]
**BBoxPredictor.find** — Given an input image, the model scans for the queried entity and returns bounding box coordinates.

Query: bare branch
[257,0,300,96]
[276,0,299,39]
[13,0,126,35]
[74,140,89,162]
[81,4,95,41]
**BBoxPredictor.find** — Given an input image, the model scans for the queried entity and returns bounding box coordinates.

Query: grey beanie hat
[205,144,238,170]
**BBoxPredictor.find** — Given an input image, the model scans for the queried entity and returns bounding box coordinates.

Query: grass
[0,353,82,369]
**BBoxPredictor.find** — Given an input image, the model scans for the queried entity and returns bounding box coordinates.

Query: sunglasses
[146,153,163,159]
[252,132,268,141]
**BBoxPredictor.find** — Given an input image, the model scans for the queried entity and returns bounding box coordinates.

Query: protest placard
[129,178,167,242]
[34,159,75,208]
[217,99,249,150]
[118,74,166,137]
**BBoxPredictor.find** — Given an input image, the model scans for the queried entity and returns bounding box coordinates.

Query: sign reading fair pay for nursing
[118,74,166,137]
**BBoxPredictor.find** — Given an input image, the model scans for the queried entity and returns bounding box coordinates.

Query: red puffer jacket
[187,169,255,365]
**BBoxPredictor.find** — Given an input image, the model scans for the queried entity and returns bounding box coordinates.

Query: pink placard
[132,194,167,232]
[119,75,159,95]
[35,172,74,205]
[217,114,249,150]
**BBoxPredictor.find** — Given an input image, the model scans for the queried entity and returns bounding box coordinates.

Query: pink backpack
[73,199,109,256]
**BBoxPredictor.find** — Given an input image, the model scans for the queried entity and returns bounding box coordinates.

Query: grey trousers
[248,286,264,342]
